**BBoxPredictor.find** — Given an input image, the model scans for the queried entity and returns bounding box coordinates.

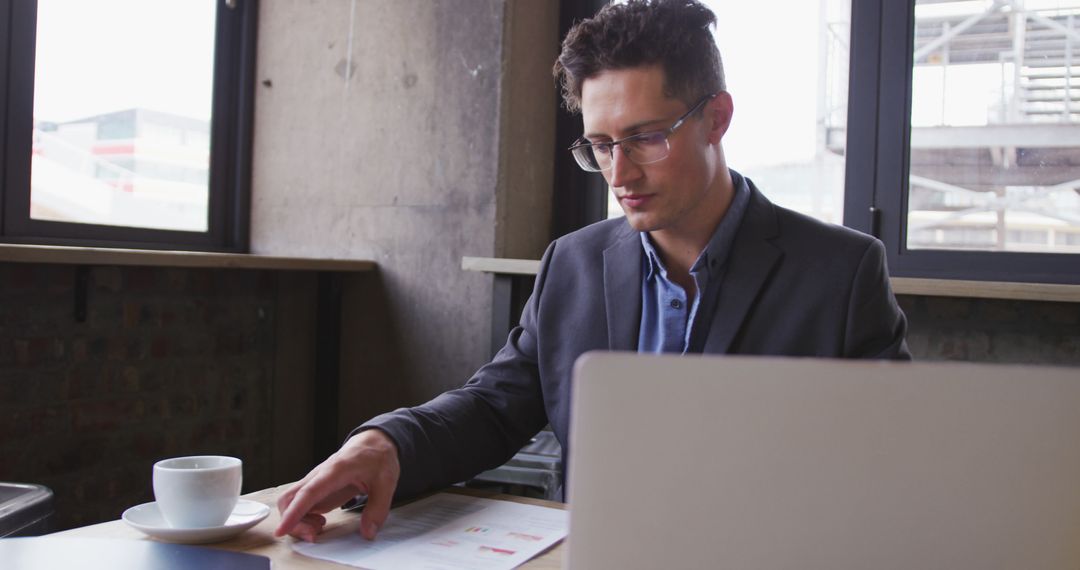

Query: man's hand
[274,429,401,542]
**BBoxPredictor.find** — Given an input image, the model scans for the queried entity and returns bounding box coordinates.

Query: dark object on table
[0,482,53,537]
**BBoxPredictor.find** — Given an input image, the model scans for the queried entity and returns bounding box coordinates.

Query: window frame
[847,0,1080,285]
[0,0,257,252]
[550,0,611,241]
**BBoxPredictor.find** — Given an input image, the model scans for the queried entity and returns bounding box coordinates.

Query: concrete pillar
[250,0,557,431]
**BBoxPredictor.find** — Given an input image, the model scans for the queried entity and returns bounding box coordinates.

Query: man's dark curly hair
[553,0,725,113]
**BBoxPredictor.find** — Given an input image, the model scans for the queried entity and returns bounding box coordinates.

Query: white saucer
[122,499,270,544]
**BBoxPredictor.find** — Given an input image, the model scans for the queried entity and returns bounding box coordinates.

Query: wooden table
[56,485,564,569]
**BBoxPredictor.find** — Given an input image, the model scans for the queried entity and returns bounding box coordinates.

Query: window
[559,0,1078,283]
[1,0,257,251]
[907,0,1080,255]
[848,0,1079,284]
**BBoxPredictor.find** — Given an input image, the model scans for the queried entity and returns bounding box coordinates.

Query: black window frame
[0,0,257,252]
[846,0,1080,285]
[550,0,611,241]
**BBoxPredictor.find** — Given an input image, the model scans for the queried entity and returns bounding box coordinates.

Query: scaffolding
[905,0,1079,251]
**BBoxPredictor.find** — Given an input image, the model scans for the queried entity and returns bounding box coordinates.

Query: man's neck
[649,169,735,285]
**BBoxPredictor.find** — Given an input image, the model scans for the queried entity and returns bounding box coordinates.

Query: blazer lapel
[603,226,642,351]
[702,185,782,354]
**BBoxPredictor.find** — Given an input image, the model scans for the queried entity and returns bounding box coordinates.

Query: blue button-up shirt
[637,170,751,354]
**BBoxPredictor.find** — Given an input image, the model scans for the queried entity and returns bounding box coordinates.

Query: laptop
[565,352,1080,569]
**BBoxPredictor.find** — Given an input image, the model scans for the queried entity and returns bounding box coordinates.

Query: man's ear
[706,91,734,144]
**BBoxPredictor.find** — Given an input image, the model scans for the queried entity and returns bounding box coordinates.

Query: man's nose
[607,145,642,188]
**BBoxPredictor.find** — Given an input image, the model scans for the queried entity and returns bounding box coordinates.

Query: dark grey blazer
[363,181,910,498]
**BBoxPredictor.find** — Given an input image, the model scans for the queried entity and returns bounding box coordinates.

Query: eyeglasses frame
[568,92,718,172]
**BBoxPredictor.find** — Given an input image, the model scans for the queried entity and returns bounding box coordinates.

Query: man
[275,0,909,542]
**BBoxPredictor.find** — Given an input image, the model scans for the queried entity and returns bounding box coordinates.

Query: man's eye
[622,133,661,152]
[636,132,666,145]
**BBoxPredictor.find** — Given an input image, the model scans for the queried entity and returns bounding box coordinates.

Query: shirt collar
[640,231,665,280]
[691,169,751,278]
[638,169,752,280]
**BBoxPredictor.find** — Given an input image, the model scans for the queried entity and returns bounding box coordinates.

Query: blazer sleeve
[352,243,557,498]
[843,238,911,360]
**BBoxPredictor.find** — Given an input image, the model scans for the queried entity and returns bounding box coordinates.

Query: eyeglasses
[569,93,716,173]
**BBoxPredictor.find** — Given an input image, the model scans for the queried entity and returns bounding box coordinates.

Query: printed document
[292,492,567,570]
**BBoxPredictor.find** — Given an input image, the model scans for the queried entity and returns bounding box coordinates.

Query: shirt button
[670,299,683,310]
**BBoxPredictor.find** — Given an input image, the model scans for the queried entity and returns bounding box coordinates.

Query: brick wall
[898,295,1080,366]
[2,262,1077,532]
[0,263,278,530]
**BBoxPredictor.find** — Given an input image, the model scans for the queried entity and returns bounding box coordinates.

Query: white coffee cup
[152,455,242,528]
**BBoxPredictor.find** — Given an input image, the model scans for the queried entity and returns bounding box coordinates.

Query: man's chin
[623,212,659,232]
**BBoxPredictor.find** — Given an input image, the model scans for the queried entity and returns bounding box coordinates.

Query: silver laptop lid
[566,352,1080,570]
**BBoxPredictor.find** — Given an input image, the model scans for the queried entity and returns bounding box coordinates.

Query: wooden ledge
[463,256,1080,303]
[462,256,541,275]
[889,277,1080,303]
[0,243,376,272]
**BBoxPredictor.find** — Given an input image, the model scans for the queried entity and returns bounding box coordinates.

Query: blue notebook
[0,536,271,569]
